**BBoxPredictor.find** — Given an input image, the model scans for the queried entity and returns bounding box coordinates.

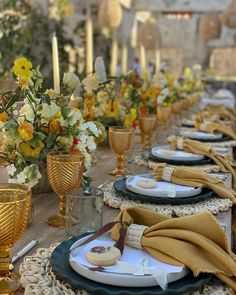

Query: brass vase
[109,127,134,176]
[139,116,157,149]
[47,152,84,227]
[0,184,31,294]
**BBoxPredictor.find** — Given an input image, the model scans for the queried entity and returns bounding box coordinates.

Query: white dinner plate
[69,234,188,288]
[125,174,202,198]
[151,146,204,162]
[179,130,223,140]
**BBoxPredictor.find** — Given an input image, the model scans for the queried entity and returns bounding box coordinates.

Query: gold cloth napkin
[201,105,236,122]
[195,120,236,140]
[153,163,236,203]
[170,136,236,186]
[111,206,236,291]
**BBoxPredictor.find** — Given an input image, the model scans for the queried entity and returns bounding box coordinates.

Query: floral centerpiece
[0,57,103,187]
[82,63,138,128]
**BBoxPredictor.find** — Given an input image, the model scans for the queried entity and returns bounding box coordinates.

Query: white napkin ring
[126,224,148,250]
[177,138,184,150]
[200,123,208,131]
[162,166,175,182]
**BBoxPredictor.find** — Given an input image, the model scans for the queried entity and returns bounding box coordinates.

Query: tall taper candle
[155,49,161,74]
[121,43,128,75]
[110,32,118,76]
[52,33,60,94]
[86,5,94,74]
[140,45,147,74]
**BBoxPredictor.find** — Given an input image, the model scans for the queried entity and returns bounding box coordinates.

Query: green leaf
[45,133,57,149]
[34,131,45,140]
[28,138,40,149]
[61,106,70,119]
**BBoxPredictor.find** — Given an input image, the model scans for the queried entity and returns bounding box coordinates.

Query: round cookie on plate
[136,179,157,189]
[86,246,121,266]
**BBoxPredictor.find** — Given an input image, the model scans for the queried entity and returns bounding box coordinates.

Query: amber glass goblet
[0,184,31,294]
[139,116,157,149]
[172,101,182,118]
[47,152,84,227]
[157,105,172,128]
[109,126,134,176]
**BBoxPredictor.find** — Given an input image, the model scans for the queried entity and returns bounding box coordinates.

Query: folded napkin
[111,206,236,291]
[170,136,236,186]
[153,163,236,203]
[195,120,236,140]
[201,105,236,122]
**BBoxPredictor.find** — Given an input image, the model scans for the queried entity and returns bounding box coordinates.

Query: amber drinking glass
[109,127,134,176]
[139,116,157,149]
[157,105,172,127]
[0,184,31,294]
[47,152,84,227]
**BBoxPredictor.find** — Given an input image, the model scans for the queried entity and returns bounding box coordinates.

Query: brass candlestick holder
[109,126,134,176]
[47,152,84,228]
[139,116,157,149]
[0,184,31,294]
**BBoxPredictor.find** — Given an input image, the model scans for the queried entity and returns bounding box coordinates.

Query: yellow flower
[19,141,45,159]
[49,119,61,133]
[105,100,119,117]
[13,57,33,80]
[0,112,8,122]
[123,108,137,127]
[18,122,34,141]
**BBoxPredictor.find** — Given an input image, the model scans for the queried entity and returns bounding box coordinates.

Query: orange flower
[49,119,61,133]
[18,122,34,141]
[0,111,8,122]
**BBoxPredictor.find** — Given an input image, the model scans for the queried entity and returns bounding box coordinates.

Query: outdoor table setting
[1,11,236,294]
[1,85,234,295]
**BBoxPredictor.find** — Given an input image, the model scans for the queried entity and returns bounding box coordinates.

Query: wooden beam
[134,0,230,13]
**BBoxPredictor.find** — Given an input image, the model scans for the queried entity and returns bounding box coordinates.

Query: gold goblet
[157,105,172,128]
[139,116,157,149]
[0,184,31,294]
[109,126,134,176]
[172,101,182,118]
[47,152,84,227]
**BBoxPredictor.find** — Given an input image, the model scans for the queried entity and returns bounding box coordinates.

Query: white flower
[59,109,82,127]
[94,57,106,83]
[82,76,99,93]
[63,72,80,89]
[157,88,169,104]
[79,122,101,137]
[16,171,26,183]
[7,164,17,176]
[86,136,96,152]
[18,104,35,123]
[41,102,60,121]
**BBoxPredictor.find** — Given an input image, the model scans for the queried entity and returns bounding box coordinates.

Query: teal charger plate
[51,234,212,295]
[113,178,214,205]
